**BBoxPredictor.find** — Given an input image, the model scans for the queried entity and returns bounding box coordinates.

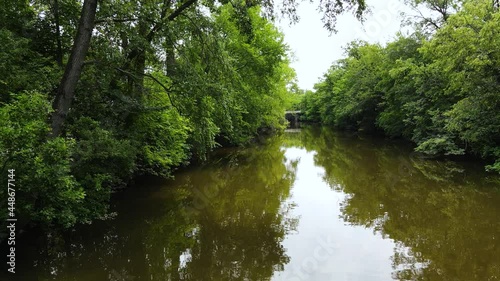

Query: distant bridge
[285,111,302,126]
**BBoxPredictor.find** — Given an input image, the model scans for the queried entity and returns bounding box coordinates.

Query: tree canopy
[0,0,368,229]
[301,0,500,173]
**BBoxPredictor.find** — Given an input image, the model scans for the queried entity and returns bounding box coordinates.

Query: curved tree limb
[50,0,98,137]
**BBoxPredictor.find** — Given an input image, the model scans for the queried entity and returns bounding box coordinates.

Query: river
[4,126,500,281]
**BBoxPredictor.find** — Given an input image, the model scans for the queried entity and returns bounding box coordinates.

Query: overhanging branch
[115,67,182,114]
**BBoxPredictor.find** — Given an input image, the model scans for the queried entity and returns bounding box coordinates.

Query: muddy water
[5,126,500,281]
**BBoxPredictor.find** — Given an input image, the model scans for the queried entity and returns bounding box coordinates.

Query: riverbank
[3,126,499,280]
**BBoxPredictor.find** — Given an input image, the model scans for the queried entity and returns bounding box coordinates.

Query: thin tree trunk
[50,0,98,137]
[54,0,63,66]
[123,0,195,95]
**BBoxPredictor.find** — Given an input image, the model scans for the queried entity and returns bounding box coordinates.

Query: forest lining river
[3,126,500,281]
[2,0,500,280]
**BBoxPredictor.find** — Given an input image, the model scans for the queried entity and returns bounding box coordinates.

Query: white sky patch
[276,0,414,90]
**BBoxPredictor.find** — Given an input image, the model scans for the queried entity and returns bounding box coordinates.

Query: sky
[276,0,414,90]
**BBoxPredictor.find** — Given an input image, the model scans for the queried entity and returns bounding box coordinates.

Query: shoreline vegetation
[0,1,305,233]
[1,0,499,236]
[0,0,367,234]
[298,1,500,174]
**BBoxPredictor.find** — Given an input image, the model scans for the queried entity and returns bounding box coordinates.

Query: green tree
[0,0,369,229]
[301,0,500,172]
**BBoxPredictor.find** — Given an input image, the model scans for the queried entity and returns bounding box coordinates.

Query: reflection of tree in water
[15,136,298,281]
[166,136,299,280]
[291,126,500,281]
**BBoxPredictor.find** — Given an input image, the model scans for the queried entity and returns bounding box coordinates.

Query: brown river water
[3,126,500,281]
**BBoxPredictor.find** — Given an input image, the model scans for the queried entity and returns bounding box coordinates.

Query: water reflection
[289,126,500,281]
[8,136,298,281]
[4,126,500,281]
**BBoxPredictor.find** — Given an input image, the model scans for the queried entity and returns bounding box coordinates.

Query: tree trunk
[50,0,98,137]
[53,0,63,66]
[123,0,196,95]
[166,41,176,76]
[126,18,148,97]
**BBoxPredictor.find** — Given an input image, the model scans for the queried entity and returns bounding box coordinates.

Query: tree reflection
[293,126,500,281]
[10,127,500,281]
[12,136,298,281]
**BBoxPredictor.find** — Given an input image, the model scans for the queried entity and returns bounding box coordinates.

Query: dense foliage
[301,0,500,172]
[0,1,291,229]
[0,0,368,230]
